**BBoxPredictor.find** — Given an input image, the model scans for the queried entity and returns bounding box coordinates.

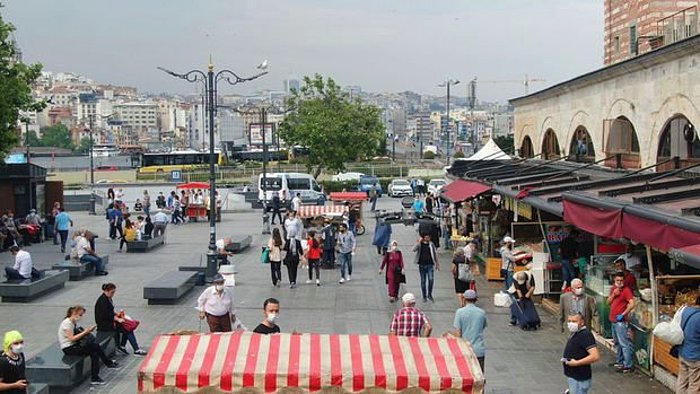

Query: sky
[3,0,604,103]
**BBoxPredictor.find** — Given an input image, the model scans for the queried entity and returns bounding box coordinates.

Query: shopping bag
[653,305,685,345]
[458,263,473,282]
[260,247,270,264]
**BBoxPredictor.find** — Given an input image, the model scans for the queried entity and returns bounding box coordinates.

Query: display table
[186,205,207,221]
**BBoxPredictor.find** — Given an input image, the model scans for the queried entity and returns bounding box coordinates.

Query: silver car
[388,179,413,197]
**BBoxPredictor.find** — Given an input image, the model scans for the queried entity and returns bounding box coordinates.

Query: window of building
[629,25,638,56]
[614,36,620,53]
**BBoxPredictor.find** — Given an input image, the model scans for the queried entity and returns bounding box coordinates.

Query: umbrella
[176,182,210,190]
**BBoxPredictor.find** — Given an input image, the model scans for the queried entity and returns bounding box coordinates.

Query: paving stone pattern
[0,199,670,393]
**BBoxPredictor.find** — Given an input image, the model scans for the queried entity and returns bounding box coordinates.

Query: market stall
[177,182,211,222]
[138,331,485,393]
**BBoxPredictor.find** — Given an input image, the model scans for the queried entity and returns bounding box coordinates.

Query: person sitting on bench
[75,232,108,276]
[216,238,233,266]
[4,246,40,280]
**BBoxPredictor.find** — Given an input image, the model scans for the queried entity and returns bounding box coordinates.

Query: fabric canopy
[621,213,700,251]
[176,182,210,190]
[329,192,368,201]
[463,139,510,161]
[138,332,485,393]
[563,199,624,239]
[440,180,491,203]
[668,244,700,270]
[296,205,346,219]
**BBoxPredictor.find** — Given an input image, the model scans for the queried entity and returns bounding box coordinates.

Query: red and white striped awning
[296,205,346,219]
[138,332,484,393]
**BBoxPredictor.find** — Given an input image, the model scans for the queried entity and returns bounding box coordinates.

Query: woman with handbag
[283,237,303,289]
[379,240,404,302]
[305,230,323,286]
[267,228,283,287]
[452,248,473,307]
[58,305,118,386]
[95,283,147,356]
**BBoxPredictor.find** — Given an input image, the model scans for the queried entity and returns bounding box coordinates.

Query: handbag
[121,318,140,332]
[458,263,473,282]
[261,247,270,264]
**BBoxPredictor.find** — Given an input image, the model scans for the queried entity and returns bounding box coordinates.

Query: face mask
[573,288,583,296]
[615,282,624,288]
[567,322,580,333]
[215,285,224,292]
[517,280,525,285]
[267,313,278,324]
[10,344,24,354]
[390,245,397,252]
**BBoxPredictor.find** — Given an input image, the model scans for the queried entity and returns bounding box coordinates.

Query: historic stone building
[511,34,699,172]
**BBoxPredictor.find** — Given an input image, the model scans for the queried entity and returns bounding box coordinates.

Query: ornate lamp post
[158,61,267,278]
[438,79,460,165]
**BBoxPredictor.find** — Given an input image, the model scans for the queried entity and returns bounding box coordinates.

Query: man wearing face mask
[253,298,281,335]
[561,313,599,394]
[196,275,236,333]
[607,271,635,373]
[559,279,597,335]
[0,330,27,393]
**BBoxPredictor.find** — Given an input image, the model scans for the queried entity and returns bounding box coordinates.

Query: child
[134,199,143,212]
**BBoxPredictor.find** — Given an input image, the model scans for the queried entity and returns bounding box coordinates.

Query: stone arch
[656,114,699,171]
[542,129,561,160]
[568,126,596,163]
[565,110,600,161]
[520,135,534,158]
[605,116,641,169]
[648,93,700,168]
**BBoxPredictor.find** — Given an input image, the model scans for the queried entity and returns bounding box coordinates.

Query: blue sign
[170,170,182,182]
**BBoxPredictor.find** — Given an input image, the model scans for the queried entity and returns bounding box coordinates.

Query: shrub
[423,151,435,160]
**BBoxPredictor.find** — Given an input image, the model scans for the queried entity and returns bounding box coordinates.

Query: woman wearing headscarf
[283,236,302,289]
[372,218,392,255]
[379,240,404,302]
[0,330,27,392]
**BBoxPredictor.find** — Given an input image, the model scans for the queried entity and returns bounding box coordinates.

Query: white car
[332,172,365,182]
[388,179,413,197]
[427,179,447,196]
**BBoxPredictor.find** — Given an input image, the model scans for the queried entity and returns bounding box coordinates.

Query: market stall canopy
[329,192,368,201]
[176,182,210,190]
[296,205,346,219]
[668,244,700,270]
[462,138,510,161]
[440,179,491,203]
[138,332,485,393]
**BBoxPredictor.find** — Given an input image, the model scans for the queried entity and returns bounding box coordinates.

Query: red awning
[621,213,700,251]
[563,199,624,239]
[440,180,491,203]
[669,243,700,270]
[176,182,210,190]
[329,192,368,202]
[138,332,485,393]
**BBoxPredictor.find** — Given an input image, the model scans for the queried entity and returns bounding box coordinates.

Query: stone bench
[143,271,198,305]
[224,235,252,253]
[51,255,110,281]
[126,235,164,253]
[0,270,69,302]
[25,332,115,393]
[28,383,49,394]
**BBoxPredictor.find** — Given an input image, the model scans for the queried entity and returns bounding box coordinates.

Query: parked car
[332,172,365,182]
[388,179,413,197]
[427,178,447,196]
[358,175,383,197]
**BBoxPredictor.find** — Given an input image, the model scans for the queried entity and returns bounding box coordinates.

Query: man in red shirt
[389,293,432,337]
[607,271,635,373]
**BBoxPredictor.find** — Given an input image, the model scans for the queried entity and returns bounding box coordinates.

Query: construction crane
[475,74,547,95]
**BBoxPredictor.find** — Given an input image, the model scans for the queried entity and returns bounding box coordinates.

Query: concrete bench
[224,235,252,253]
[28,383,49,394]
[0,270,69,302]
[25,332,115,393]
[126,235,164,253]
[51,255,110,281]
[143,271,198,305]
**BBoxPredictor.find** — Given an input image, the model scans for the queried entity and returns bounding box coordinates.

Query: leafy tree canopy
[0,8,44,163]
[40,124,73,149]
[279,74,385,178]
[76,136,91,153]
[494,135,514,155]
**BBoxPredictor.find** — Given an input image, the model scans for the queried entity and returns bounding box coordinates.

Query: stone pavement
[0,198,671,393]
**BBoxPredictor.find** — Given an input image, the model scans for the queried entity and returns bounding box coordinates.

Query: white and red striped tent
[138,332,484,393]
[296,205,346,219]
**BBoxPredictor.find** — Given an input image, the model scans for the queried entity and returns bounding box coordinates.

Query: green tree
[279,74,385,178]
[76,136,91,153]
[494,134,515,155]
[24,129,40,146]
[40,124,73,149]
[0,10,44,163]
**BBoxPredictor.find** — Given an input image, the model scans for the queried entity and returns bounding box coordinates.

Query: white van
[258,172,326,206]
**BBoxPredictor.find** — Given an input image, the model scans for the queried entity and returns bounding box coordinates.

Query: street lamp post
[260,106,271,235]
[158,61,267,279]
[88,115,96,215]
[439,79,460,165]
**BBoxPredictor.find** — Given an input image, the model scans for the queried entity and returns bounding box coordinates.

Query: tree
[40,124,73,149]
[76,136,92,153]
[0,10,44,163]
[279,74,385,178]
[494,135,515,155]
[24,129,40,146]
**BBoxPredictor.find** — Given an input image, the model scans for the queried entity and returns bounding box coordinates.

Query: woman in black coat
[283,238,302,289]
[94,283,147,355]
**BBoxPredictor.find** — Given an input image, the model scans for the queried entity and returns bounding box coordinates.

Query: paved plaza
[0,198,671,393]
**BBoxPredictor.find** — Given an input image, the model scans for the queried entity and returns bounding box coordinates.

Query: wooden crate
[486,258,528,281]
[653,336,679,376]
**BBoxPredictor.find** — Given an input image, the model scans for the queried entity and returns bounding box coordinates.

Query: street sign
[170,170,182,182]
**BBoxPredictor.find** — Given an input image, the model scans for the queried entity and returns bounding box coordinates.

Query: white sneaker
[306,279,313,284]
[346,275,351,282]
[316,279,320,286]
[339,278,345,284]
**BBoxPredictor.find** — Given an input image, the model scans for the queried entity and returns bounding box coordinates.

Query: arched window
[657,115,699,171]
[542,129,561,160]
[568,126,596,163]
[605,116,640,168]
[520,135,534,158]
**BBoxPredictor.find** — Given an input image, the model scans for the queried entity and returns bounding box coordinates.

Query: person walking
[267,228,283,288]
[305,230,323,286]
[607,271,635,373]
[118,219,136,252]
[413,234,439,302]
[270,191,283,225]
[510,270,541,330]
[372,218,392,255]
[283,236,302,289]
[562,312,600,394]
[412,196,425,216]
[559,279,597,334]
[500,236,517,291]
[559,228,580,291]
[448,290,487,372]
[291,193,302,213]
[196,274,236,332]
[389,293,432,337]
[676,293,700,393]
[142,190,151,217]
[369,184,378,212]
[321,219,336,269]
[451,248,472,307]
[284,211,302,241]
[379,240,404,302]
[54,208,73,253]
[336,223,356,284]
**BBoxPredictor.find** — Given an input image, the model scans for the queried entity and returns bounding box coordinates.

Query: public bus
[137,150,225,175]
[91,144,119,157]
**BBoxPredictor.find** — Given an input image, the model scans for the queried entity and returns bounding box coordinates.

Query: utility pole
[439,79,460,165]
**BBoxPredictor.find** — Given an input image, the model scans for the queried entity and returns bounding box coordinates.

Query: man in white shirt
[5,245,33,280]
[76,233,107,276]
[197,274,236,332]
[284,211,303,240]
[617,244,642,271]
[153,211,169,238]
[291,193,302,213]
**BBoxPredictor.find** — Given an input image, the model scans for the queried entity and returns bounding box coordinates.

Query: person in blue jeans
[559,229,579,291]
[413,234,439,302]
[76,233,107,276]
[53,208,73,253]
[336,223,356,284]
[607,272,635,373]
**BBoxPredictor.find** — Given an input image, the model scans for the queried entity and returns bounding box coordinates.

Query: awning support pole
[646,244,657,378]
